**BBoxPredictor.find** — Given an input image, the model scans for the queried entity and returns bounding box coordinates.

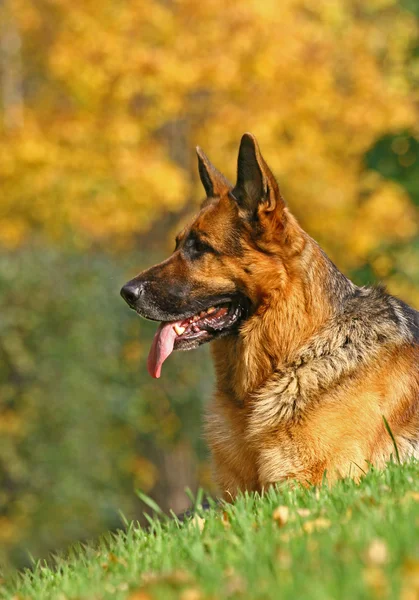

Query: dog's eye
[193,239,211,253]
[184,236,213,258]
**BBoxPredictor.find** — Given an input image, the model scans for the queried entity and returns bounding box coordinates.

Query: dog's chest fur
[206,285,419,498]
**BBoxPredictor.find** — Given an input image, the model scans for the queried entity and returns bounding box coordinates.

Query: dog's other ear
[196,147,232,197]
[232,133,285,218]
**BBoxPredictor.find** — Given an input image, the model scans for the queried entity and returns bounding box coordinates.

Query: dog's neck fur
[211,223,408,411]
[212,227,347,399]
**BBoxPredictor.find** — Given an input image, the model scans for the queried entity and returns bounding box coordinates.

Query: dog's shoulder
[343,284,419,343]
[391,297,419,343]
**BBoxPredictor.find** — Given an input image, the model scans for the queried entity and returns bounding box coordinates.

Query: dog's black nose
[120,281,142,306]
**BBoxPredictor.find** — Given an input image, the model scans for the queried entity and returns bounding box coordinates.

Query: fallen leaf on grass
[109,552,128,567]
[363,566,387,597]
[401,558,419,600]
[276,548,292,569]
[180,588,202,600]
[101,552,128,570]
[142,570,192,586]
[403,558,419,580]
[223,568,246,595]
[366,539,388,566]
[302,518,331,534]
[296,508,311,518]
[273,506,289,527]
[191,515,205,532]
[128,592,153,600]
[118,582,129,592]
[221,511,231,529]
[360,494,378,507]
[402,491,419,504]
[131,571,195,600]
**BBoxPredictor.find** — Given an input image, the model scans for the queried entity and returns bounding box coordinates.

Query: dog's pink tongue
[147,322,178,378]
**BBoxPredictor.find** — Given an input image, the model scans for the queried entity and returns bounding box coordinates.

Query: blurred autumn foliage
[0,0,419,568]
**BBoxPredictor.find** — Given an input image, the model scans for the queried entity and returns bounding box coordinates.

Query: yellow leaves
[0,518,16,543]
[352,178,417,261]
[136,154,189,212]
[371,255,393,278]
[0,410,24,437]
[368,0,398,8]
[1,0,418,267]
[130,457,158,493]
[0,220,28,249]
[12,0,42,31]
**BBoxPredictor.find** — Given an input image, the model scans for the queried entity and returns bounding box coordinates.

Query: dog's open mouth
[147,301,244,378]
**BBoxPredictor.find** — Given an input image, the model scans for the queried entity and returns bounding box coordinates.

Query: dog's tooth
[174,324,186,335]
[200,311,206,318]
[207,307,216,314]
[193,315,200,322]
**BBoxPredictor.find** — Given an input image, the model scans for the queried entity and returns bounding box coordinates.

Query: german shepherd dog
[121,134,419,498]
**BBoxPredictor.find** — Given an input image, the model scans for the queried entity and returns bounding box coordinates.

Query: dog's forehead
[194,197,235,237]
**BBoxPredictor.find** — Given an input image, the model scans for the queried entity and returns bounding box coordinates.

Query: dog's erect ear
[196,147,232,197]
[232,133,285,218]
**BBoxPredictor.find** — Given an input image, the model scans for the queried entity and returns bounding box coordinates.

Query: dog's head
[121,133,302,377]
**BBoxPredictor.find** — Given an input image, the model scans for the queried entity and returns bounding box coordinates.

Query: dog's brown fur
[122,134,419,499]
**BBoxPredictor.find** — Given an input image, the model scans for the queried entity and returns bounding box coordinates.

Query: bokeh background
[0,0,418,570]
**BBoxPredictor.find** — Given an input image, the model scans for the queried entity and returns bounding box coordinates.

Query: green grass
[2,461,419,600]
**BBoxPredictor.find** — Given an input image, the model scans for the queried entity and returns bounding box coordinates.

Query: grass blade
[382,415,401,464]
[136,491,163,515]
